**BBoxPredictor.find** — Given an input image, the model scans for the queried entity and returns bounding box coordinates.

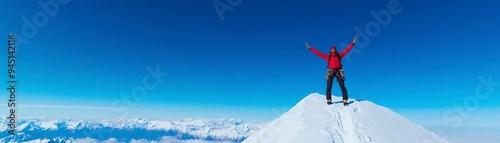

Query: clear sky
[1,0,499,126]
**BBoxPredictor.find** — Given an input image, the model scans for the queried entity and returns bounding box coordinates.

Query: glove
[305,42,311,49]
[353,36,358,43]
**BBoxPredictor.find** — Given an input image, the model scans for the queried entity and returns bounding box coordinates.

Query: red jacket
[310,43,355,69]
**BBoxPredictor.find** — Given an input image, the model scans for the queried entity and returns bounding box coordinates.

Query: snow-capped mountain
[1,93,449,143]
[243,93,448,143]
[0,118,264,143]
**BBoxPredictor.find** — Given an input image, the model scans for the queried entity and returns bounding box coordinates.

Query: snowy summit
[243,93,448,143]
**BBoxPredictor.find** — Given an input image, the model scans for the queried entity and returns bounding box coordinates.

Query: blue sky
[1,0,499,126]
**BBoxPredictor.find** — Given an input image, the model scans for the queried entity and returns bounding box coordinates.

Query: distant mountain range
[0,118,264,143]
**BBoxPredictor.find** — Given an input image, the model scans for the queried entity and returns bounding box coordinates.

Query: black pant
[326,69,348,101]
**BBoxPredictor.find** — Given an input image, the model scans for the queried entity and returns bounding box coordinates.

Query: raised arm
[339,36,358,58]
[306,42,328,60]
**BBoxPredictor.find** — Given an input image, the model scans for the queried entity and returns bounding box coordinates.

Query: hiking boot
[343,99,348,106]
[327,99,332,105]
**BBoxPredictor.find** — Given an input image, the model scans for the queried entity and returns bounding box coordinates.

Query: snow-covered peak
[243,93,448,143]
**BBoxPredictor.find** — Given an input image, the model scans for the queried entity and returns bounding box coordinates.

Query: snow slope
[243,93,448,143]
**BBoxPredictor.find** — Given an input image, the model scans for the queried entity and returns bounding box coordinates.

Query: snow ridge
[243,93,448,143]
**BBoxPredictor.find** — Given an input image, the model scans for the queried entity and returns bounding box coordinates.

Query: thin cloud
[0,104,156,112]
